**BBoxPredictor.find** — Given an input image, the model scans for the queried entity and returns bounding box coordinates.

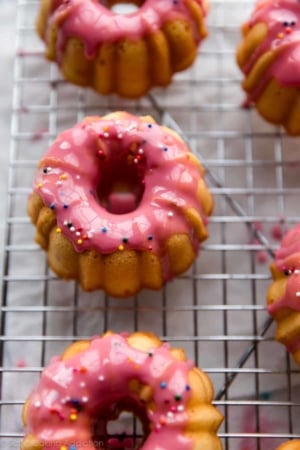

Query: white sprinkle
[177,405,184,412]
[127,123,137,132]
[117,133,123,139]
[76,231,81,237]
[166,411,174,418]
[76,175,81,180]
[63,220,68,226]
[80,382,86,388]
[82,396,89,403]
[98,375,105,382]
[103,132,110,138]
[60,141,71,150]
[167,212,174,218]
[56,180,62,186]
[138,148,144,154]
[295,269,300,275]
[296,292,300,297]
[34,401,41,408]
[70,227,75,232]
[133,158,138,164]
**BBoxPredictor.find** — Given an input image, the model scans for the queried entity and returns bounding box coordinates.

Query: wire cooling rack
[1,0,300,449]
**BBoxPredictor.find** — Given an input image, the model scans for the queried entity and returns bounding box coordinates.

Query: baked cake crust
[237,0,300,135]
[36,0,209,98]
[28,111,213,297]
[21,331,223,450]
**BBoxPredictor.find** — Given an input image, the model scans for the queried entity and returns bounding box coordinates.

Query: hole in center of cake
[100,1,142,15]
[97,150,145,215]
[92,399,149,449]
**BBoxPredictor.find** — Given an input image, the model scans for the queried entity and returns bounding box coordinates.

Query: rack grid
[1,1,300,449]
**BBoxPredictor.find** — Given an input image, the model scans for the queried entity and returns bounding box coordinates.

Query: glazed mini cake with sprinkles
[20,331,224,450]
[28,111,213,298]
[267,224,300,366]
[35,0,209,98]
[236,0,300,135]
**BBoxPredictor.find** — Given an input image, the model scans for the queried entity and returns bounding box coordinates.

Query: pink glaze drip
[25,333,195,450]
[33,112,207,257]
[268,224,300,353]
[240,0,300,101]
[47,0,207,61]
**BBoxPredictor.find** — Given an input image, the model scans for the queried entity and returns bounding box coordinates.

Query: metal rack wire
[1,0,300,449]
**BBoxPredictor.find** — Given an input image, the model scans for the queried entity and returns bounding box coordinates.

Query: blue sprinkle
[160,381,167,389]
[63,204,69,209]
[147,123,153,128]
[101,227,107,233]
[163,147,168,152]
[260,391,271,400]
[185,384,191,391]
[69,445,77,450]
[49,203,55,210]
[147,235,153,241]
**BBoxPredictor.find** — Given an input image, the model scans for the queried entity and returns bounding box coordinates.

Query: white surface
[0,2,16,278]
[0,1,300,449]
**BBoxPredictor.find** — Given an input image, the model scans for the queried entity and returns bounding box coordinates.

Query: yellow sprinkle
[69,413,77,421]
[56,227,62,233]
[118,245,124,251]
[37,183,43,189]
[277,32,284,39]
[60,173,67,180]
[60,446,68,450]
[77,239,83,245]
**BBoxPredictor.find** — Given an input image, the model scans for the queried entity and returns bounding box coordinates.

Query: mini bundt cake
[267,224,300,366]
[36,0,209,98]
[236,0,300,135]
[21,331,224,450]
[28,111,213,298]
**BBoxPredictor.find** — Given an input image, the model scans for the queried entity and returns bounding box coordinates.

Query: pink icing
[268,224,300,353]
[240,0,300,102]
[46,0,207,61]
[33,112,207,262]
[24,333,195,450]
